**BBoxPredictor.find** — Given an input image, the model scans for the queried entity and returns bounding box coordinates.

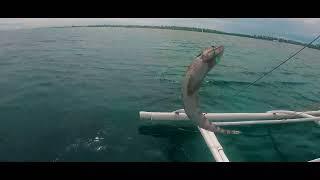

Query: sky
[0,18,319,43]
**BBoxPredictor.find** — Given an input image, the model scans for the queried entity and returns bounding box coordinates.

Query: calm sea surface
[0,27,319,161]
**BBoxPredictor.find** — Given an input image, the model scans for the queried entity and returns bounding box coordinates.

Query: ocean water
[0,27,320,162]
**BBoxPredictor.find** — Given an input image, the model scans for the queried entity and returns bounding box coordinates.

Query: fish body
[182,46,240,134]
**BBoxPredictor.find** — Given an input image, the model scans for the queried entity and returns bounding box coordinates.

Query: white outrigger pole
[139,109,320,162]
[139,34,320,162]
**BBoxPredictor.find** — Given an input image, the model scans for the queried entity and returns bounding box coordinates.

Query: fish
[181,45,240,134]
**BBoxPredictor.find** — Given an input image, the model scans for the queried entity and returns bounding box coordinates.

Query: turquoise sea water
[0,27,319,161]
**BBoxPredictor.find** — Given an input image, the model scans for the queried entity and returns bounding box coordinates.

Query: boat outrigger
[139,42,320,162]
[139,109,320,162]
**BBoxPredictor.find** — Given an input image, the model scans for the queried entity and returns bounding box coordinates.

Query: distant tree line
[53,25,320,50]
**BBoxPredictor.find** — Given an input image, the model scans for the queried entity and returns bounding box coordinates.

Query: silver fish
[182,45,240,134]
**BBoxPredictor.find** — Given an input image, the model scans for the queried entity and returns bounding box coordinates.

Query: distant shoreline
[52,25,320,50]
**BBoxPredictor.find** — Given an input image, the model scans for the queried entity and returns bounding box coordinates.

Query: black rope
[234,34,320,96]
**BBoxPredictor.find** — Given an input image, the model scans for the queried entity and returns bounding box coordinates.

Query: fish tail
[200,114,240,135]
[210,124,241,135]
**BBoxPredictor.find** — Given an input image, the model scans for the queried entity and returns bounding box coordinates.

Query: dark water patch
[159,77,180,84]
[242,71,261,76]
[38,40,57,43]
[0,42,15,47]
[280,71,295,75]
[203,79,264,88]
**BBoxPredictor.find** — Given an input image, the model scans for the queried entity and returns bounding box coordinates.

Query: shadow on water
[138,123,292,161]
[138,124,200,161]
[0,137,8,144]
[267,127,288,162]
[138,124,198,138]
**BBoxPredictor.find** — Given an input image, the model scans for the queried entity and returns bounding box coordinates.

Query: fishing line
[205,33,320,138]
[175,35,320,135]
[233,33,320,97]
[226,33,320,120]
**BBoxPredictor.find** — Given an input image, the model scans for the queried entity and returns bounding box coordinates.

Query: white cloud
[287,18,320,24]
[0,18,319,42]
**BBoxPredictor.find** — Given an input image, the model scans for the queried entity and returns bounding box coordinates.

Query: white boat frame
[139,109,320,162]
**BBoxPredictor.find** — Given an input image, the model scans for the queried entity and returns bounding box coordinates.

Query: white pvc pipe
[140,110,320,122]
[309,158,320,162]
[300,113,320,126]
[140,109,320,162]
[267,110,320,126]
[213,117,320,126]
[198,127,229,162]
